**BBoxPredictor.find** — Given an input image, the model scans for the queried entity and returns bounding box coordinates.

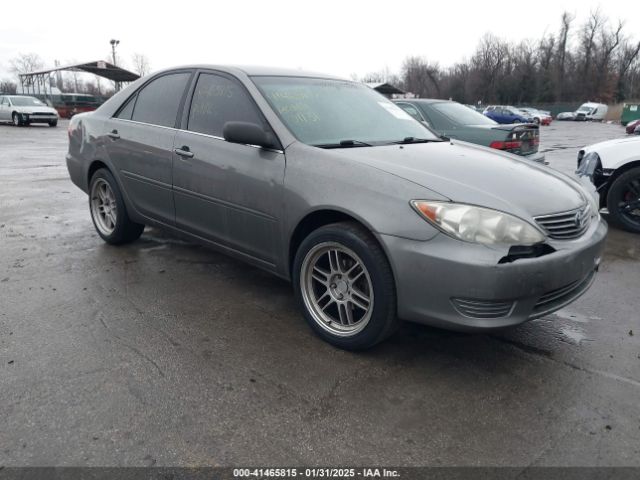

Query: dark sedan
[395,99,545,163]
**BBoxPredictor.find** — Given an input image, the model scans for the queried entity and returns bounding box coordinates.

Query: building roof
[365,82,405,95]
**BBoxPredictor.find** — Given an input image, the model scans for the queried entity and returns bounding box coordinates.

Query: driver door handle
[107,129,120,139]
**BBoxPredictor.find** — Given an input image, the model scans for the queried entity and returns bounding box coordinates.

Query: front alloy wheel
[293,222,399,350]
[301,243,374,337]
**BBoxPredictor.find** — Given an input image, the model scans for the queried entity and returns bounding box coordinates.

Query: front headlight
[576,151,599,179]
[411,201,546,245]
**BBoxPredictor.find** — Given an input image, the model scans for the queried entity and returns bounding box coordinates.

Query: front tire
[292,222,399,350]
[49,120,58,127]
[606,167,640,233]
[12,113,23,126]
[89,168,145,244]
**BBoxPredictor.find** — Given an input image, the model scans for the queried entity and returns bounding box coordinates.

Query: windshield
[10,96,45,107]
[252,76,439,146]
[577,105,593,113]
[506,106,523,115]
[431,102,497,126]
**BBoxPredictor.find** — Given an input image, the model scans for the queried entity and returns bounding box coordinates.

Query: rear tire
[606,167,640,233]
[292,222,399,350]
[89,168,145,244]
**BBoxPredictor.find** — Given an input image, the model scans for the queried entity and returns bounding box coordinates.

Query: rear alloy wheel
[607,167,640,233]
[12,113,23,126]
[89,168,145,244]
[293,222,399,350]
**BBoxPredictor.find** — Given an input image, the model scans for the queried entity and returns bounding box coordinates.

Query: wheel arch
[602,160,640,206]
[88,159,111,185]
[287,208,393,280]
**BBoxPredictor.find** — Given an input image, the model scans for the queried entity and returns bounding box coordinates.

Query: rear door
[104,71,192,225]
[172,70,285,265]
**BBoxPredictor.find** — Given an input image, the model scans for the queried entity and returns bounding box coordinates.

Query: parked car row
[557,102,608,122]
[65,65,607,350]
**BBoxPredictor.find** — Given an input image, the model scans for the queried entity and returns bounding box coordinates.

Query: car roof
[153,64,345,80]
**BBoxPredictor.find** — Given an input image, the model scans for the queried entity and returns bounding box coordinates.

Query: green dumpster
[621,103,640,126]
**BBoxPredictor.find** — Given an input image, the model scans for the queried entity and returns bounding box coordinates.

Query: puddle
[558,325,590,344]
[553,309,601,323]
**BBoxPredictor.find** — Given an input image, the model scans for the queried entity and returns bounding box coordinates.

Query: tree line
[361,10,640,106]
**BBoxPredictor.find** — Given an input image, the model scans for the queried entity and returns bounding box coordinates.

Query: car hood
[14,105,58,114]
[331,141,586,219]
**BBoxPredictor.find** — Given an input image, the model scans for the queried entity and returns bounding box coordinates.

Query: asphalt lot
[0,119,639,467]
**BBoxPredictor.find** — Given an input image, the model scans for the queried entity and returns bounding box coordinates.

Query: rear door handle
[107,130,120,139]
[174,146,194,158]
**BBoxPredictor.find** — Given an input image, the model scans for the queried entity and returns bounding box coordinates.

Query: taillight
[490,140,522,150]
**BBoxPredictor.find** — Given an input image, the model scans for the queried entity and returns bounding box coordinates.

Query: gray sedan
[66,65,607,349]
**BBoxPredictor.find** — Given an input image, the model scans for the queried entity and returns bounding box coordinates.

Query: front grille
[33,112,55,116]
[451,298,514,319]
[530,270,596,318]
[535,204,591,240]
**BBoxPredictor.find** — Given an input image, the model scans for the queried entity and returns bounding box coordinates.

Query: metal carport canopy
[21,60,140,83]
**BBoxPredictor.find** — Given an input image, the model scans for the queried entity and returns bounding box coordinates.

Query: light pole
[110,39,120,91]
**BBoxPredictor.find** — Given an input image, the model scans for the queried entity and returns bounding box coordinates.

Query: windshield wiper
[389,137,442,145]
[312,139,373,149]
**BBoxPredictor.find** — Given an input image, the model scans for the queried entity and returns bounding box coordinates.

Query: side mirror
[223,121,276,149]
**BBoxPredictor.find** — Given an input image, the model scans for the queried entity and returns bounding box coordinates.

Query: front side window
[131,72,190,128]
[252,77,438,146]
[187,73,264,137]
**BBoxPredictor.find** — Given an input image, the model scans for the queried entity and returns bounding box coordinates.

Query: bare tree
[555,12,574,100]
[401,57,441,98]
[9,53,45,76]
[0,79,18,94]
[131,53,151,77]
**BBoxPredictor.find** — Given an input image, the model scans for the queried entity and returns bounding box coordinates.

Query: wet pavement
[0,120,639,467]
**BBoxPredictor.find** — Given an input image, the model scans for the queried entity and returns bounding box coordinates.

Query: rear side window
[397,103,424,122]
[131,72,190,128]
[116,96,136,120]
[187,73,264,137]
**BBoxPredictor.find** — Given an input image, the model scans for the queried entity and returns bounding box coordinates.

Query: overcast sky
[1,0,639,82]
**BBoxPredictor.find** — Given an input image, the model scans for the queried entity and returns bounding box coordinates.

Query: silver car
[66,66,607,349]
[0,95,59,127]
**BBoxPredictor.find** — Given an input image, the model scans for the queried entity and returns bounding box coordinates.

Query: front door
[172,71,285,265]
[0,97,10,121]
